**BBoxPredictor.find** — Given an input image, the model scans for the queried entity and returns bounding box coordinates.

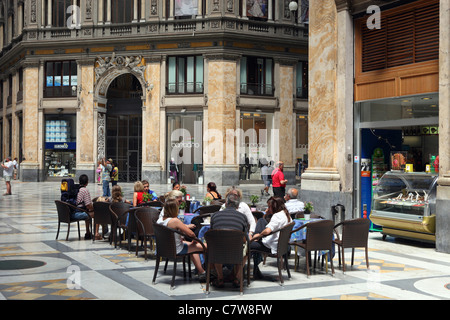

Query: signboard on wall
[45,142,76,150]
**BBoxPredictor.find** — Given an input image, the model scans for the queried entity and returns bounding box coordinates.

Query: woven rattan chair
[204,229,250,295]
[193,204,222,215]
[109,202,132,248]
[92,201,113,243]
[55,200,92,241]
[137,200,163,208]
[152,223,206,290]
[290,220,335,277]
[134,207,160,259]
[333,218,370,272]
[251,221,295,285]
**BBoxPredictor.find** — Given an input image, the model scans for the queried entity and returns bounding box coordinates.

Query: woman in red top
[271,161,288,198]
[133,181,145,207]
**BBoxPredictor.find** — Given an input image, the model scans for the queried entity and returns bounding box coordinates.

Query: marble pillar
[436,0,450,253]
[277,62,296,184]
[21,62,40,181]
[204,55,239,186]
[76,60,96,182]
[142,58,163,183]
[300,0,353,219]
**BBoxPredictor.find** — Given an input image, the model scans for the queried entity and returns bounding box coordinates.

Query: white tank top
[157,217,185,254]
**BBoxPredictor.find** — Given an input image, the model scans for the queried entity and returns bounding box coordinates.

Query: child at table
[157,199,206,281]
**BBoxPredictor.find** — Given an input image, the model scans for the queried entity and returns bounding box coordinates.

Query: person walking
[1,157,14,195]
[271,161,288,198]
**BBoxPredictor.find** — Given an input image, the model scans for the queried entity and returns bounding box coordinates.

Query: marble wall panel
[206,60,237,165]
[23,66,39,163]
[78,64,95,164]
[308,0,338,171]
[278,64,294,166]
[144,62,161,164]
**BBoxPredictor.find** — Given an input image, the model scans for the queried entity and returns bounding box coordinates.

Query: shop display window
[44,115,76,178]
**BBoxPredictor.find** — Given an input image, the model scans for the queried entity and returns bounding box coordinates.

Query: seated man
[210,193,248,288]
[75,174,94,240]
[142,180,158,201]
[284,188,305,214]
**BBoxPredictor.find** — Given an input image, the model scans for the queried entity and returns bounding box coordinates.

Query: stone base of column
[20,162,41,182]
[436,181,450,253]
[142,164,164,184]
[203,164,239,187]
[300,169,353,220]
[76,163,96,183]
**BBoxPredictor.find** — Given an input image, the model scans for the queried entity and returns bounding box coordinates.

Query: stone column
[276,60,296,184]
[300,0,351,219]
[76,59,96,181]
[436,0,450,253]
[203,54,239,186]
[142,56,163,183]
[20,61,40,181]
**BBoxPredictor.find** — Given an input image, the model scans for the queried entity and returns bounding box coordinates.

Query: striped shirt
[77,187,92,209]
[210,207,248,233]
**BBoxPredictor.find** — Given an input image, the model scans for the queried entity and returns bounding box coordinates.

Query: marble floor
[1,180,450,301]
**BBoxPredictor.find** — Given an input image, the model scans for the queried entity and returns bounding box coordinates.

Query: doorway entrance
[105,74,143,182]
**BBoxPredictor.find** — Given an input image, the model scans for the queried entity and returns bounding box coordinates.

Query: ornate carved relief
[95,53,147,96]
[85,0,93,19]
[97,113,106,160]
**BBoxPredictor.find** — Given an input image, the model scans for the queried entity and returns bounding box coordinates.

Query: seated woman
[205,182,221,201]
[157,199,206,281]
[250,196,292,279]
[132,181,145,207]
[111,185,131,204]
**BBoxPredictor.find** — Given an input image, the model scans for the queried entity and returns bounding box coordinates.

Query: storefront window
[296,114,308,176]
[167,114,203,184]
[44,115,76,178]
[239,112,274,181]
[359,93,439,123]
[44,61,78,98]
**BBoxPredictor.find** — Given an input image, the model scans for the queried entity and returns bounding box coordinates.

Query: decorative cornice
[335,0,353,12]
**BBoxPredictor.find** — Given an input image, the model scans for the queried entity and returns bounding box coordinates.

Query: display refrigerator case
[370,171,438,242]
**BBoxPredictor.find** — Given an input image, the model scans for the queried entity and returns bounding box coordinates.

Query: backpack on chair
[61,178,80,208]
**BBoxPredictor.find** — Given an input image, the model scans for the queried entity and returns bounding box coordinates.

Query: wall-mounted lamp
[146,82,154,94]
[289,1,298,12]
[72,85,83,94]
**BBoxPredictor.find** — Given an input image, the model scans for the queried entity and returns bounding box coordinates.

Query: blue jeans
[102,180,111,197]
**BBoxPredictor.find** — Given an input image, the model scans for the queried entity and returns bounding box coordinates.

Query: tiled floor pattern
[1,181,450,301]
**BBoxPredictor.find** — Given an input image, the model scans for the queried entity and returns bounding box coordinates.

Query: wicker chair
[290,220,335,277]
[152,223,206,290]
[204,229,251,295]
[137,200,163,208]
[250,221,295,285]
[134,207,160,259]
[92,201,113,243]
[109,202,132,248]
[54,200,92,241]
[193,204,222,215]
[333,218,370,272]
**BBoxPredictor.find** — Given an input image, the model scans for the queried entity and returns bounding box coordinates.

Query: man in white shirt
[1,157,14,195]
[284,188,305,213]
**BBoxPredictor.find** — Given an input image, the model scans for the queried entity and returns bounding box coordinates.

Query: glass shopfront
[44,114,77,179]
[167,113,203,184]
[355,93,439,227]
[239,112,275,181]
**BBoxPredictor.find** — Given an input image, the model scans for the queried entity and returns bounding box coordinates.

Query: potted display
[179,201,187,215]
[304,202,314,220]
[203,197,211,206]
[249,195,260,212]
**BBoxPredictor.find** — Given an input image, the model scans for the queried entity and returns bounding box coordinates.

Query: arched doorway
[105,73,143,182]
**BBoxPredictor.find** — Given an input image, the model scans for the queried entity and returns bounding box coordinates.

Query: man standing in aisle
[101,157,112,197]
[1,157,14,195]
[271,161,288,198]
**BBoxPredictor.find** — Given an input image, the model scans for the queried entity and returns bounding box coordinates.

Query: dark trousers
[250,218,271,269]
[273,187,285,198]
